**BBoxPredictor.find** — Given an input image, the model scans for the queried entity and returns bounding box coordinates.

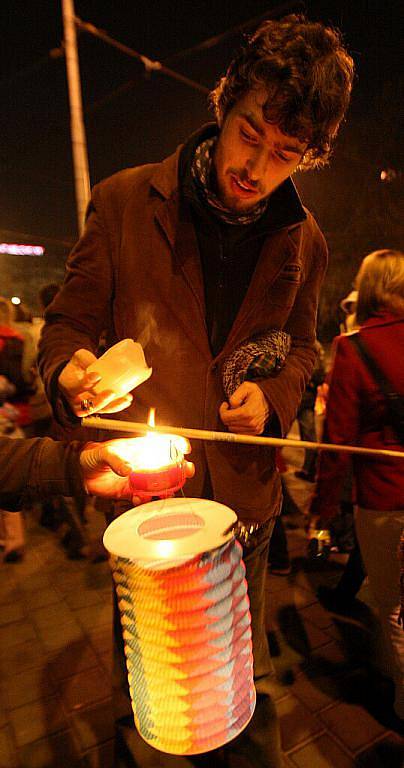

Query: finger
[228,382,254,408]
[81,371,102,389]
[221,405,251,423]
[97,394,133,414]
[71,348,98,369]
[219,402,230,421]
[103,447,132,476]
[76,391,133,416]
[184,460,195,479]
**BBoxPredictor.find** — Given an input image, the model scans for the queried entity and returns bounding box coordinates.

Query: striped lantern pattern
[110,537,255,755]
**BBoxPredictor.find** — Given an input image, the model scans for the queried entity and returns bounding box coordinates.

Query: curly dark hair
[210,15,354,168]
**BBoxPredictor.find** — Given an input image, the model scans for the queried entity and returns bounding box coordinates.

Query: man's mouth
[230,174,258,198]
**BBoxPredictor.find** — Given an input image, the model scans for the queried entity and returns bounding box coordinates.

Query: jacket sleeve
[257,219,328,436]
[38,186,115,426]
[0,436,84,510]
[310,335,361,521]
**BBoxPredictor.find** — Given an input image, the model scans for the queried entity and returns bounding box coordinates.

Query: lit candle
[109,409,189,497]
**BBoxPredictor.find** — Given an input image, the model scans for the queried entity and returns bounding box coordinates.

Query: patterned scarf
[191,137,268,226]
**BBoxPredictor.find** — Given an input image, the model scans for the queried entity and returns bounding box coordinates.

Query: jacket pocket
[265,274,301,309]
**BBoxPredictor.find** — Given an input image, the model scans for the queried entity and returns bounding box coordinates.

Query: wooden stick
[82,415,404,460]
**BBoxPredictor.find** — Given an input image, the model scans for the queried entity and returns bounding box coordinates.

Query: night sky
[1,0,403,323]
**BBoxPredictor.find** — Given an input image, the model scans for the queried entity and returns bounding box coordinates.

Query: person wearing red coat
[310,249,404,721]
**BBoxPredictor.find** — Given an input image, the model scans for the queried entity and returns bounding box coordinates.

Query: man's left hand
[219,381,270,435]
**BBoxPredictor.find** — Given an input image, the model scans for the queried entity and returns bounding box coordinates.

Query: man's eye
[240,128,258,144]
[276,152,290,163]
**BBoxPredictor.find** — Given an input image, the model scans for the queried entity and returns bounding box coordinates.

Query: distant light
[380,168,397,182]
[0,243,45,256]
[11,296,21,305]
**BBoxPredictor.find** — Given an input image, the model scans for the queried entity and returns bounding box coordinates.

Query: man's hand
[80,439,195,503]
[219,381,270,435]
[58,349,133,418]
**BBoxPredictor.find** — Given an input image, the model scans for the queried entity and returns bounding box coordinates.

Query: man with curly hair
[39,14,354,767]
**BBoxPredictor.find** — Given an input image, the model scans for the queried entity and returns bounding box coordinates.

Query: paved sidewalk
[0,456,403,766]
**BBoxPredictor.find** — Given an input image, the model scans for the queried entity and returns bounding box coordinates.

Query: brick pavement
[0,459,403,767]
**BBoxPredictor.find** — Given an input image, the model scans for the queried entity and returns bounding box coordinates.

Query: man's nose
[246,147,267,180]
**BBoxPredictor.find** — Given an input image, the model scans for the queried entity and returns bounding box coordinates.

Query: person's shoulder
[332,330,359,358]
[94,163,161,201]
[294,206,328,265]
[301,207,325,241]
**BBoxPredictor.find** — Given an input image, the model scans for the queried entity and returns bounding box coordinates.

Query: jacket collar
[360,312,404,330]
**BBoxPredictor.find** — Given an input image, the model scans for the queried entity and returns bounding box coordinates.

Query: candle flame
[109,406,190,471]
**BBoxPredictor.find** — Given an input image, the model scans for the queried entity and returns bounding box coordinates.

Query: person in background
[295,340,326,482]
[39,15,354,767]
[26,283,61,437]
[309,249,404,721]
[0,297,31,561]
[317,283,367,608]
[339,288,358,333]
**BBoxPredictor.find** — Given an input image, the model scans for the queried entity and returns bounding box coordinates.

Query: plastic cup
[87,339,152,396]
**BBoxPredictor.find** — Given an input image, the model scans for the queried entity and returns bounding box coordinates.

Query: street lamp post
[62,0,91,235]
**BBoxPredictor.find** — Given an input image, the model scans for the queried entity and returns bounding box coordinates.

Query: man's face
[213,88,307,212]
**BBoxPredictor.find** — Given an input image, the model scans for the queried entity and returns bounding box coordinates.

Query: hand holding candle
[106,410,194,501]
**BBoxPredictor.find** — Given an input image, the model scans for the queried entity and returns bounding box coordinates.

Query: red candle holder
[129,461,187,498]
[110,433,188,499]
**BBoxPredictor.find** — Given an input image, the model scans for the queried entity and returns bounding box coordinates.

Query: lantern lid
[103,497,237,566]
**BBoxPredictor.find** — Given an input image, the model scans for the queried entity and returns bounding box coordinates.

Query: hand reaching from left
[80,439,195,504]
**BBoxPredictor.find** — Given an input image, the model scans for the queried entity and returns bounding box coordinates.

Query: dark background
[1,0,403,336]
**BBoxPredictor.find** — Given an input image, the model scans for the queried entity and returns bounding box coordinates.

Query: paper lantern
[103,498,256,755]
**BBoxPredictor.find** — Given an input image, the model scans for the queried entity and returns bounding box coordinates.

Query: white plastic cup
[87,339,152,396]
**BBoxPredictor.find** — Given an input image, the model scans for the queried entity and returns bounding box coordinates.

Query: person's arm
[0,435,194,511]
[259,222,328,436]
[309,336,361,523]
[220,217,327,436]
[0,436,86,510]
[37,187,121,427]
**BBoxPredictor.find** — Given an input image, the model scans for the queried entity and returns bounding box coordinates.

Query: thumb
[71,348,98,371]
[103,447,132,477]
[229,381,250,408]
[219,401,230,417]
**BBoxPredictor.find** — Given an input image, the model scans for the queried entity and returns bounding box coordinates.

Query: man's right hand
[58,349,133,418]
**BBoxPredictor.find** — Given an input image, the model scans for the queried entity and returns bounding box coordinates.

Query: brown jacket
[39,143,327,523]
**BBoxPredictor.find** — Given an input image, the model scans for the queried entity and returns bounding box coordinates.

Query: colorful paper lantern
[103,498,256,755]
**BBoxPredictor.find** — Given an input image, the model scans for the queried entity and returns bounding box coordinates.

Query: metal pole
[62,0,91,235]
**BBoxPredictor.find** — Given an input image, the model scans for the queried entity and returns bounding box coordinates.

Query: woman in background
[309,249,404,720]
